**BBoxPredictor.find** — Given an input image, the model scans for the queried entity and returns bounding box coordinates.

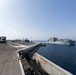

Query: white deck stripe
[17,53,25,75]
[8,42,28,48]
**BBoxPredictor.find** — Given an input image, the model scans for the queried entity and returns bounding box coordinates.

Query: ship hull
[47,41,75,45]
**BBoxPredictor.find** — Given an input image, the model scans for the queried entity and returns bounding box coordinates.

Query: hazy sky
[0,0,76,40]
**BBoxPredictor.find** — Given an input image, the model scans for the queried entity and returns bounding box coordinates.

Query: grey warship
[47,37,75,45]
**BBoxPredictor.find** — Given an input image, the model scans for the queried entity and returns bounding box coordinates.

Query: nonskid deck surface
[0,42,35,75]
[0,43,20,75]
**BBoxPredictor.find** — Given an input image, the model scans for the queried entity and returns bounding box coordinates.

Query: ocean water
[36,41,76,75]
[33,40,46,43]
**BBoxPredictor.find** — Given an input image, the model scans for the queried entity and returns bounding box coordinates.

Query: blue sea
[35,40,76,75]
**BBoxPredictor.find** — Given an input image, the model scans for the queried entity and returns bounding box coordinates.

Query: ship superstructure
[47,37,75,45]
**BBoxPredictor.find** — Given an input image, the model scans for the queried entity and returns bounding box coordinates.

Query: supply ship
[47,37,75,45]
